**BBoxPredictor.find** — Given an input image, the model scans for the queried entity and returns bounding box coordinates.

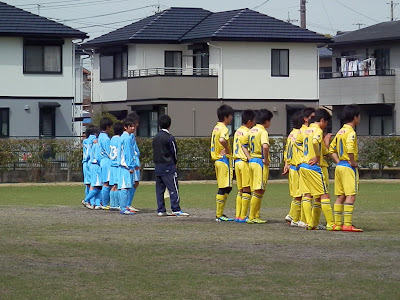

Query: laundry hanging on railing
[340,57,376,77]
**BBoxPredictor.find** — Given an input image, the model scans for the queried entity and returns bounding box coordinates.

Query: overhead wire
[336,1,379,22]
[321,0,335,34]
[252,0,271,10]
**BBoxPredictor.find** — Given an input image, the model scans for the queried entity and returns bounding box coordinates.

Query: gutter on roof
[0,32,88,39]
[331,36,400,46]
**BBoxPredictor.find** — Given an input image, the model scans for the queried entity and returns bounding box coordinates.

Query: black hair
[303,107,316,119]
[292,111,303,129]
[342,104,360,123]
[128,111,140,124]
[100,117,113,131]
[256,109,273,124]
[159,115,172,130]
[241,109,256,125]
[113,121,124,136]
[86,125,99,137]
[314,108,332,123]
[123,118,135,129]
[217,105,234,122]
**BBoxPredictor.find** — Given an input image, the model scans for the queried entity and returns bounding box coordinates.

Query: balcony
[319,69,396,106]
[320,69,395,79]
[127,68,218,100]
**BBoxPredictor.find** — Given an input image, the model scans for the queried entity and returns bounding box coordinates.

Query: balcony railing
[320,69,395,79]
[128,68,218,78]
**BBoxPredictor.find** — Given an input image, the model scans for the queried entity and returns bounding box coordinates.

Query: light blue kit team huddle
[81,118,141,215]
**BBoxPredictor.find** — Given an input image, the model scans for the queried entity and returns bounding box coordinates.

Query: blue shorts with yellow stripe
[299,163,328,197]
[249,158,269,191]
[334,161,359,196]
[214,156,233,189]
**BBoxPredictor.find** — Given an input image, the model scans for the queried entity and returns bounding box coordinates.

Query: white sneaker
[94,206,102,210]
[297,221,307,228]
[172,211,190,217]
[290,220,299,227]
[128,206,140,212]
[157,212,169,217]
[86,204,94,210]
[285,214,293,223]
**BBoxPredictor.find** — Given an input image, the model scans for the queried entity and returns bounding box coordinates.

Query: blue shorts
[83,162,90,185]
[89,163,103,187]
[100,158,111,183]
[133,169,140,182]
[109,166,119,186]
[119,168,133,190]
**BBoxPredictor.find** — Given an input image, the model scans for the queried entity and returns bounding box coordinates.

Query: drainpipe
[192,108,196,136]
[207,42,223,104]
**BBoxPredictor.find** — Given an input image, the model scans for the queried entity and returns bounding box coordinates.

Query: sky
[6,0,396,40]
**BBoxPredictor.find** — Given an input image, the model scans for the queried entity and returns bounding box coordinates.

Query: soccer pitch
[0,182,399,299]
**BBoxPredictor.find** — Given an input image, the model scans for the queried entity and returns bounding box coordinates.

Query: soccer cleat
[128,206,140,212]
[246,218,256,224]
[94,206,102,210]
[103,205,110,210]
[86,204,94,210]
[306,225,315,230]
[332,225,343,231]
[290,220,299,227]
[120,210,135,215]
[253,218,267,224]
[172,211,190,217]
[81,200,87,207]
[285,214,293,224]
[316,224,326,230]
[234,217,240,222]
[215,215,234,222]
[110,206,119,211]
[157,212,169,217]
[297,221,307,228]
[237,217,249,223]
[342,225,363,232]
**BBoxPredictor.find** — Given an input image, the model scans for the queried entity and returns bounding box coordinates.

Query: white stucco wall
[0,37,75,97]
[208,41,319,100]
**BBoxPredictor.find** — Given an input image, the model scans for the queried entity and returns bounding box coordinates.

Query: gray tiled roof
[319,47,332,57]
[84,7,330,47]
[0,1,87,38]
[333,21,400,45]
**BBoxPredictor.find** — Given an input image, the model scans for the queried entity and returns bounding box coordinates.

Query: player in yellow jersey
[233,110,256,223]
[329,104,363,232]
[298,109,335,230]
[247,109,273,224]
[282,111,303,226]
[293,108,315,227]
[211,105,234,222]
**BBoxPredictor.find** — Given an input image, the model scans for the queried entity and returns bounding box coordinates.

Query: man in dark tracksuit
[152,115,189,217]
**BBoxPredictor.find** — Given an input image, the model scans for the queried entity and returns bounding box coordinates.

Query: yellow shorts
[235,160,251,190]
[299,163,328,197]
[288,166,301,198]
[321,166,329,191]
[334,162,359,196]
[249,158,269,191]
[214,157,233,189]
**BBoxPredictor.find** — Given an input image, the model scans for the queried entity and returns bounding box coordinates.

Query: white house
[84,7,329,137]
[0,2,87,138]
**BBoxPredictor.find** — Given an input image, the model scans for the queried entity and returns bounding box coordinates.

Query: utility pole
[156,0,161,13]
[388,1,398,21]
[300,0,306,28]
[37,4,42,15]
[286,12,298,24]
[353,22,365,29]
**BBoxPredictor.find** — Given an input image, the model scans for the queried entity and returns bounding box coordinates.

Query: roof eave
[0,32,88,39]
[210,36,331,43]
[331,36,400,47]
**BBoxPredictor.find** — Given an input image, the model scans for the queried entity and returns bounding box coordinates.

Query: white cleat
[86,204,94,210]
[297,221,307,228]
[290,220,299,227]
[128,206,140,212]
[285,214,293,223]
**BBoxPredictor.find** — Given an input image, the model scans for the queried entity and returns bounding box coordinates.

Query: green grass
[0,182,399,299]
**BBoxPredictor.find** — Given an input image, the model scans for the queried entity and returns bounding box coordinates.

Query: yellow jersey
[321,140,329,167]
[211,122,231,161]
[294,124,308,162]
[233,126,250,161]
[248,124,270,160]
[329,124,358,161]
[284,128,301,166]
[301,123,325,166]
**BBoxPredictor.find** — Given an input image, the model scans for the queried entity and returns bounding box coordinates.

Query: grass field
[0,181,399,299]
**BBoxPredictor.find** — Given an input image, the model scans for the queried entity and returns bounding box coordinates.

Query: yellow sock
[240,192,251,219]
[235,192,242,218]
[321,199,334,227]
[300,201,306,223]
[344,203,354,226]
[312,201,322,227]
[302,197,313,227]
[288,199,296,218]
[334,204,344,226]
[216,194,225,218]
[292,199,301,222]
[249,192,263,220]
[255,193,263,219]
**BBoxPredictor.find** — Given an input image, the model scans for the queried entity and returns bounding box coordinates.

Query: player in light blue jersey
[109,122,123,211]
[127,112,141,212]
[118,118,139,215]
[81,126,98,207]
[98,117,113,210]
[82,126,102,209]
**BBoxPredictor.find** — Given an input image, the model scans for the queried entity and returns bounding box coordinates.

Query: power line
[336,1,380,23]
[72,16,146,29]
[321,0,334,34]
[20,0,133,11]
[252,0,271,10]
[16,0,84,7]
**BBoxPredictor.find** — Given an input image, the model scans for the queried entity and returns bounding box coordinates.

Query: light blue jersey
[119,132,137,190]
[109,135,121,186]
[130,133,141,182]
[98,132,111,183]
[89,138,102,187]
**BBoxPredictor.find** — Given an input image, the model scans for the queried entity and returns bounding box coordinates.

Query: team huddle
[211,104,363,232]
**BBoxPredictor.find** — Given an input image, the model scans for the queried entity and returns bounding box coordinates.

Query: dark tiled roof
[84,7,329,48]
[0,1,87,38]
[333,21,400,45]
[182,9,330,43]
[319,47,332,57]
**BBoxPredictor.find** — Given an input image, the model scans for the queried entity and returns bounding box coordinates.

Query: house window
[24,39,63,73]
[39,107,56,138]
[165,51,182,75]
[227,111,242,135]
[271,49,289,77]
[369,115,394,136]
[374,49,390,74]
[0,108,9,137]
[100,51,128,80]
